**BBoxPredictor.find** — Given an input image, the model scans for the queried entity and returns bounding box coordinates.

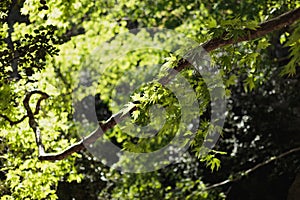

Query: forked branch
[18,8,300,160]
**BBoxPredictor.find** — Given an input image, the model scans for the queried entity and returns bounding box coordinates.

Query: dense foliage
[0,0,300,199]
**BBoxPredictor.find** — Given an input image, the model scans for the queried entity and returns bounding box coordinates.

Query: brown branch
[0,91,49,125]
[205,146,300,190]
[38,104,137,160]
[35,8,300,161]
[23,90,49,156]
[33,92,50,115]
[0,114,27,126]
[202,7,300,52]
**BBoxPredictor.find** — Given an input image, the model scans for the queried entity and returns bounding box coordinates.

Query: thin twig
[0,114,27,126]
[205,146,300,190]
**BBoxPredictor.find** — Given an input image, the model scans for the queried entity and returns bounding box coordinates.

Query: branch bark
[25,7,300,161]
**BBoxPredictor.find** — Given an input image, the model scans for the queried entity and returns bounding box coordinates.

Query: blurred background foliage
[0,0,300,199]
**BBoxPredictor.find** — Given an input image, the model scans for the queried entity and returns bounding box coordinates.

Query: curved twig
[23,90,49,156]
[0,91,49,125]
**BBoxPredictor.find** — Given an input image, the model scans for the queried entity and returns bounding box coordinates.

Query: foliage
[0,0,300,199]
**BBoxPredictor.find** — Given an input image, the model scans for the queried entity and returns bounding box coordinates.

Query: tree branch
[0,91,49,125]
[31,8,300,161]
[205,146,300,190]
[0,114,27,126]
[23,90,49,156]
[202,7,300,52]
[38,105,137,160]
